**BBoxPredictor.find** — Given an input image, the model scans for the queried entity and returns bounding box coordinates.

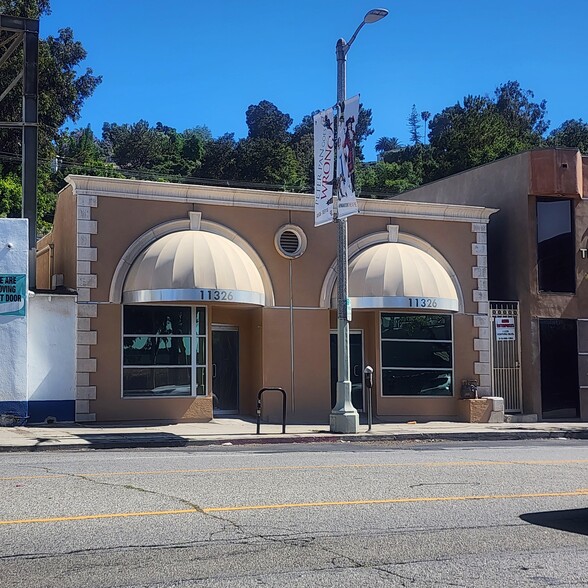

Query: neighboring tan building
[36,175,496,424]
[400,148,587,421]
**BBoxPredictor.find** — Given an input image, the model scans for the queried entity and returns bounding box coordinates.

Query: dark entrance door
[330,332,364,411]
[539,319,579,419]
[212,327,239,414]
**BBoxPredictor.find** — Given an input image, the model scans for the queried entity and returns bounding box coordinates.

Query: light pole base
[329,410,359,434]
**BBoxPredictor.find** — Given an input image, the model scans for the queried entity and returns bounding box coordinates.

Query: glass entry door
[330,331,364,411]
[212,327,239,414]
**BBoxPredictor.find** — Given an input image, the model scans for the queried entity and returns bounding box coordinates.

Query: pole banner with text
[337,94,360,219]
[313,108,335,226]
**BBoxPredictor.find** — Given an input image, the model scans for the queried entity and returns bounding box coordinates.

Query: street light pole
[330,8,388,434]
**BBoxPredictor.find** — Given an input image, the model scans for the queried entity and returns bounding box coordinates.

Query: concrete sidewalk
[1,418,588,451]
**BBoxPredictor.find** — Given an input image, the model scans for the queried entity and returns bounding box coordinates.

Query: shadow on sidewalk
[75,432,190,449]
[28,432,191,451]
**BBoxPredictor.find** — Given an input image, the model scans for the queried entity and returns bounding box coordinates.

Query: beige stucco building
[37,174,496,424]
[401,148,587,421]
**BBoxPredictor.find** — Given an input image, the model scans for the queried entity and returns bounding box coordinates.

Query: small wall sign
[0,274,26,316]
[496,317,516,341]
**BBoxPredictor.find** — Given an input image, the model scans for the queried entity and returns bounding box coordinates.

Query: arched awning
[335,242,459,311]
[123,230,266,305]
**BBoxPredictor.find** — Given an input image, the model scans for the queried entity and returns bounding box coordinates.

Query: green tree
[494,80,548,137]
[426,82,547,181]
[236,137,303,190]
[245,100,293,142]
[357,160,422,196]
[152,123,197,177]
[0,172,21,218]
[52,126,120,181]
[290,134,313,190]
[420,111,431,144]
[37,167,59,233]
[0,166,61,234]
[102,120,170,172]
[290,111,320,189]
[291,112,317,144]
[547,119,588,153]
[181,126,212,163]
[199,133,238,181]
[355,104,374,160]
[1,0,50,18]
[54,126,104,165]
[408,104,421,145]
[0,1,101,160]
[375,136,402,156]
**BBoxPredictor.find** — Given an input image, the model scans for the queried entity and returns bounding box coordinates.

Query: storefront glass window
[537,198,575,293]
[381,314,453,396]
[123,306,207,397]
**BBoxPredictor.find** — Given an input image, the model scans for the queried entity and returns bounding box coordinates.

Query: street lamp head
[363,8,388,24]
[342,7,388,55]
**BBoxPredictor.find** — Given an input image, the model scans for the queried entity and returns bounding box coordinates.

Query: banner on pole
[337,94,360,219]
[313,108,335,227]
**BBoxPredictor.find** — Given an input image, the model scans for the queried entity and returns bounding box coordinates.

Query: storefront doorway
[212,326,239,414]
[539,319,580,419]
[330,331,364,411]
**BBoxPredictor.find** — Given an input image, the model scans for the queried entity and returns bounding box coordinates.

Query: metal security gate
[489,301,522,413]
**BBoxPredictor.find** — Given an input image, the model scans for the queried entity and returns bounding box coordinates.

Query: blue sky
[43,0,588,160]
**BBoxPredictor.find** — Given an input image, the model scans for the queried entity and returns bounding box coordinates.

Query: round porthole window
[274,224,307,259]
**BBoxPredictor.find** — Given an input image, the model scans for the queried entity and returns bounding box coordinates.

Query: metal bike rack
[256,387,287,434]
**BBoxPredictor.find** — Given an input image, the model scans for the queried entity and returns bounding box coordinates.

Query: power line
[0,152,398,199]
[0,151,314,194]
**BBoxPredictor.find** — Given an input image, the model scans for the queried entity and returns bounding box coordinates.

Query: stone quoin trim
[471,222,491,395]
[75,193,98,422]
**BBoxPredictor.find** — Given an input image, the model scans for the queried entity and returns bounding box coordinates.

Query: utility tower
[0,14,39,287]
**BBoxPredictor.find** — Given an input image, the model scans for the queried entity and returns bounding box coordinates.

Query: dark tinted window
[124,306,191,335]
[381,314,453,397]
[122,306,207,397]
[537,199,575,293]
[381,314,452,340]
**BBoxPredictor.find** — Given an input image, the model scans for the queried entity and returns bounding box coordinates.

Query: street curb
[1,429,587,452]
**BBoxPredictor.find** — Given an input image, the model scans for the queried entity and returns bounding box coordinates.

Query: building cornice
[65,175,498,223]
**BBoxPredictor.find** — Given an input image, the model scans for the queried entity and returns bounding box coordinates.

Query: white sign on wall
[0,218,29,417]
[496,317,516,341]
[0,274,26,316]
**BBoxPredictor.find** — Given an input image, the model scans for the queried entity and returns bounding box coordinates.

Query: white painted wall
[28,293,76,403]
[0,219,28,413]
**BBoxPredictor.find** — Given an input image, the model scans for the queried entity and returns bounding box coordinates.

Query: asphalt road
[1,439,587,587]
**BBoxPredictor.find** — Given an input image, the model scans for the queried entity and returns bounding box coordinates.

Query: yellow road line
[2,459,587,481]
[1,489,587,526]
[0,509,198,525]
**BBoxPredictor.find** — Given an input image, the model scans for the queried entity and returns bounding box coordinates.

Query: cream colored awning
[123,231,266,305]
[335,242,459,311]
